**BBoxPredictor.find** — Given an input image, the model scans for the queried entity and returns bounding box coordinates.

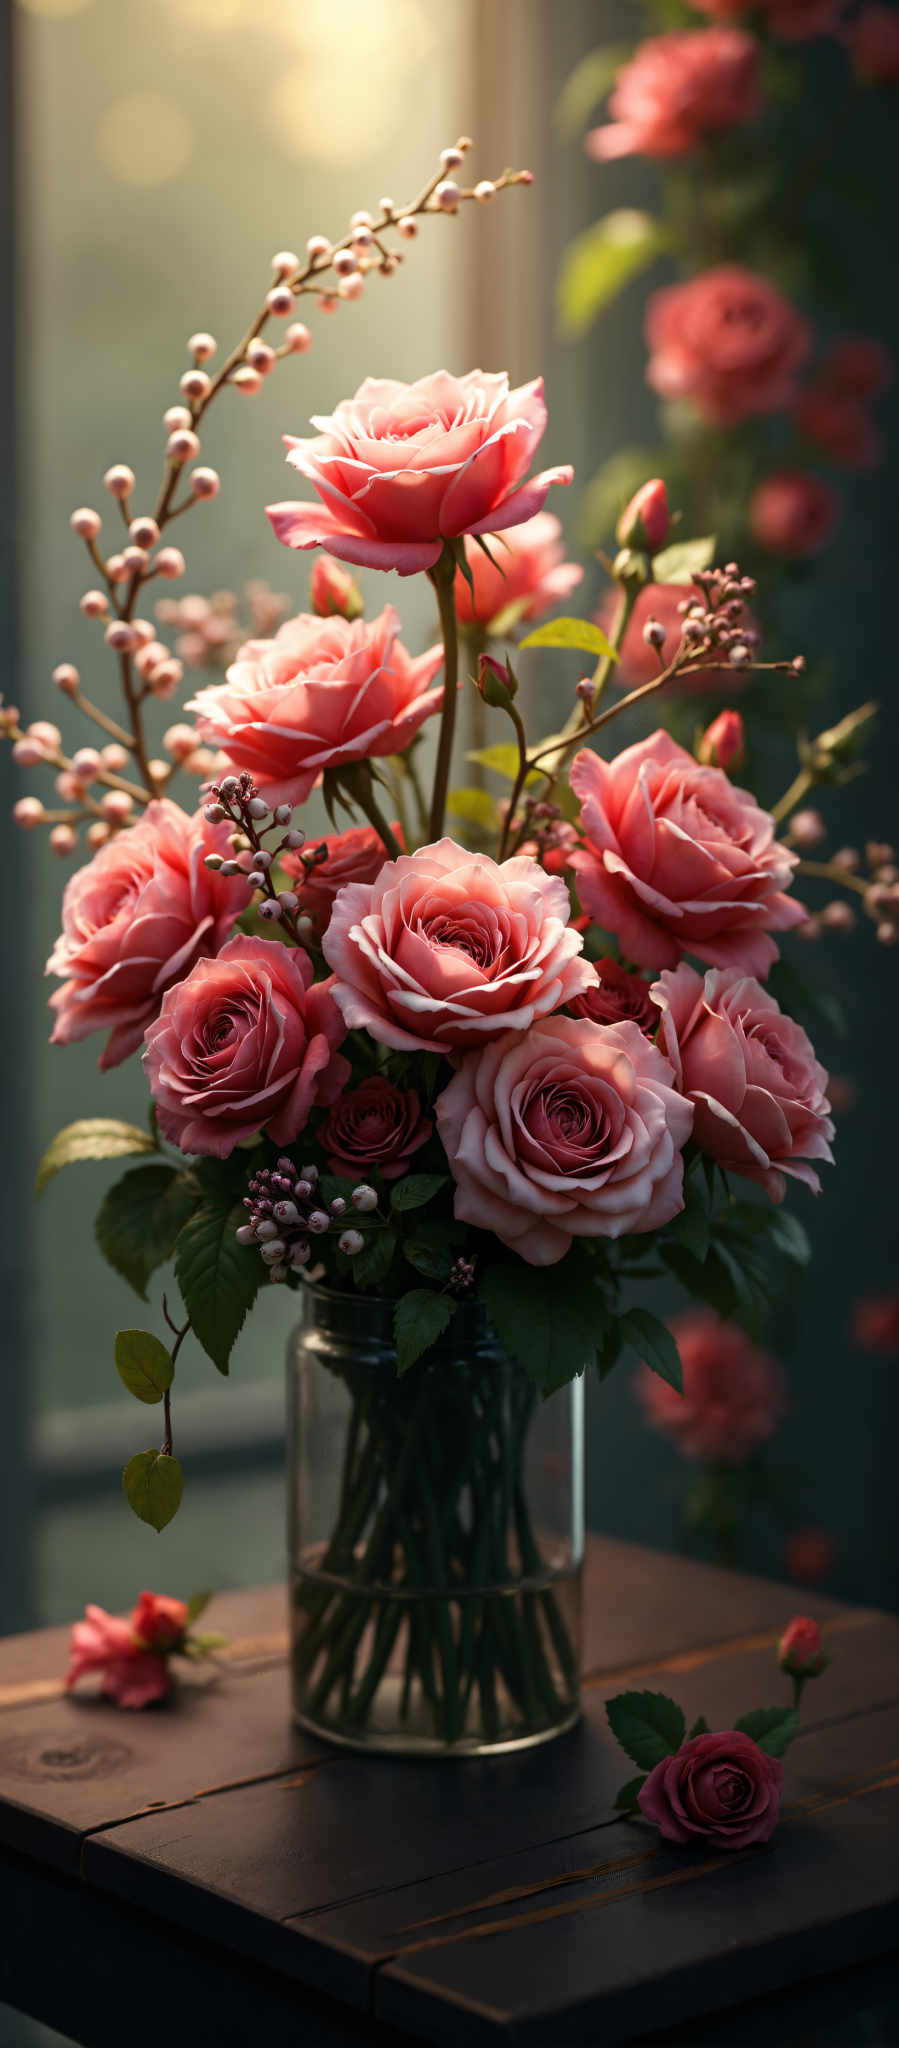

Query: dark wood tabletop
[0,1535,897,2048]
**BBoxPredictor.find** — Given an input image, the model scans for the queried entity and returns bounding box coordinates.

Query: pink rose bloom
[46,801,245,1069]
[568,958,661,1038]
[435,1015,692,1266]
[653,961,834,1199]
[131,1591,189,1652]
[281,822,403,933]
[636,1308,784,1460]
[452,512,583,630]
[321,837,596,1054]
[639,1730,784,1848]
[820,336,892,399]
[64,1604,171,1710]
[778,1615,827,1677]
[588,29,760,161]
[849,4,899,79]
[143,935,350,1157]
[267,370,573,576]
[646,266,811,424]
[598,585,758,695]
[186,607,442,808]
[317,1075,432,1181]
[569,732,804,979]
[750,470,839,558]
[689,0,839,34]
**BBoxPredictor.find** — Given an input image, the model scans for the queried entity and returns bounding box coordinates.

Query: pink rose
[638,1730,784,1848]
[778,1615,827,1677]
[819,336,892,399]
[267,370,573,576]
[598,584,758,696]
[652,961,833,1199]
[616,477,671,552]
[569,732,804,979]
[697,709,745,770]
[435,1015,692,1266]
[317,1075,432,1181]
[452,512,583,630]
[309,553,364,620]
[321,837,596,1054]
[750,470,840,558]
[785,1527,836,1583]
[795,385,881,470]
[850,1293,899,1354]
[568,958,661,1037]
[185,607,442,808]
[64,1604,172,1710]
[588,29,760,161]
[849,4,899,79]
[143,934,350,1157]
[131,1591,189,1652]
[281,822,403,933]
[46,800,245,1069]
[646,267,811,424]
[636,1309,784,1460]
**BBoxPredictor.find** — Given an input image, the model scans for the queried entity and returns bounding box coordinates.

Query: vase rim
[297,1279,494,1352]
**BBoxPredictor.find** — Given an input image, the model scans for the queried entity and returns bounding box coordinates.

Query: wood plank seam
[74,1755,342,1877]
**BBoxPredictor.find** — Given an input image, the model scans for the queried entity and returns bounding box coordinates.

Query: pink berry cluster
[201,771,311,942]
[237,1160,374,1282]
[647,562,767,673]
[155,581,290,673]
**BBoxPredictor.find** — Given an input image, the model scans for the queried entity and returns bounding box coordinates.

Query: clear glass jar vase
[287,1287,585,1756]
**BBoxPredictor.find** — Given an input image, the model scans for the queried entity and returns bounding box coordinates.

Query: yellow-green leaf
[37,1119,158,1198]
[520,617,618,660]
[558,211,669,339]
[447,787,500,832]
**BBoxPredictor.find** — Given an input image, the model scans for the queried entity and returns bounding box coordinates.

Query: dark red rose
[318,1075,432,1182]
[639,1730,784,1848]
[569,959,660,1038]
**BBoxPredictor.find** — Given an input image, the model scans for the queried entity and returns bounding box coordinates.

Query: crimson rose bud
[310,553,364,621]
[778,1615,828,1679]
[698,708,745,771]
[616,477,670,554]
[477,651,519,704]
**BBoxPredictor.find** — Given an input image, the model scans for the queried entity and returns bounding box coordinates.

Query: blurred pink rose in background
[785,1527,837,1584]
[847,4,899,80]
[267,370,573,575]
[597,584,757,693]
[639,1730,784,1848]
[750,470,840,557]
[65,1603,172,1709]
[452,512,583,629]
[646,266,811,424]
[588,29,760,161]
[850,1293,899,1354]
[636,1308,785,1461]
[281,822,402,933]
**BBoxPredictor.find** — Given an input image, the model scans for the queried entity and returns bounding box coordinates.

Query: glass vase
[286,1286,585,1756]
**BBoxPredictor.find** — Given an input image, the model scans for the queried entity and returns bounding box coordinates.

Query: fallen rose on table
[65,1589,227,1709]
[607,1614,827,1847]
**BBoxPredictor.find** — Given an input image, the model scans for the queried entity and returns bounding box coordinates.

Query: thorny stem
[428,544,461,841]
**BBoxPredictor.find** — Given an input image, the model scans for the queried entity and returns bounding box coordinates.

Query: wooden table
[0,1536,897,2047]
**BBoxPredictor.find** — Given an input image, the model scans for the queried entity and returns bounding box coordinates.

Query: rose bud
[476,651,519,705]
[309,553,364,622]
[616,477,670,554]
[698,708,745,772]
[778,1615,829,1681]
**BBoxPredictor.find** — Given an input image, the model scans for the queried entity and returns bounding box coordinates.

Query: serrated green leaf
[620,1307,683,1394]
[96,1164,198,1300]
[447,786,500,832]
[351,1225,397,1292]
[687,1715,710,1740]
[481,1257,603,1397]
[614,1774,648,1813]
[606,1689,686,1770]
[390,1174,449,1214]
[37,1118,157,1198]
[175,1195,260,1374]
[519,616,618,660]
[734,1705,799,1757]
[555,43,634,138]
[185,1589,212,1625]
[122,1449,183,1531]
[652,536,716,583]
[114,1328,173,1405]
[558,211,669,339]
[393,1289,454,1375]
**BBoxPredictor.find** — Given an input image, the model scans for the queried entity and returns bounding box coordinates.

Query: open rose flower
[653,961,834,1199]
[435,1015,692,1265]
[639,1730,784,1848]
[143,934,350,1157]
[281,822,402,933]
[598,584,758,695]
[588,29,760,161]
[318,1075,432,1181]
[569,732,805,979]
[750,471,840,558]
[569,958,661,1037]
[185,607,442,808]
[46,800,246,1069]
[646,267,811,425]
[636,1309,784,1460]
[322,837,596,1053]
[452,512,583,630]
[267,370,573,576]
[65,1603,172,1710]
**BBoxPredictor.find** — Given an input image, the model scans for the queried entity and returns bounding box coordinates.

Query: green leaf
[393,1289,454,1375]
[351,1225,397,1292]
[620,1307,683,1394]
[175,1194,260,1374]
[667,1195,711,1264]
[519,616,618,661]
[767,1210,812,1267]
[558,211,669,339]
[114,1328,173,1405]
[466,742,540,787]
[687,1715,710,1740]
[447,786,500,832]
[481,1256,604,1397]
[185,1589,212,1625]
[96,1163,198,1300]
[606,1689,686,1770]
[734,1705,800,1758]
[183,1630,228,1656]
[614,1774,648,1813]
[555,43,634,138]
[662,1241,738,1318]
[36,1118,157,1198]
[652,537,716,584]
[390,1174,449,1214]
[122,1449,183,1531]
[404,1235,455,1283]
